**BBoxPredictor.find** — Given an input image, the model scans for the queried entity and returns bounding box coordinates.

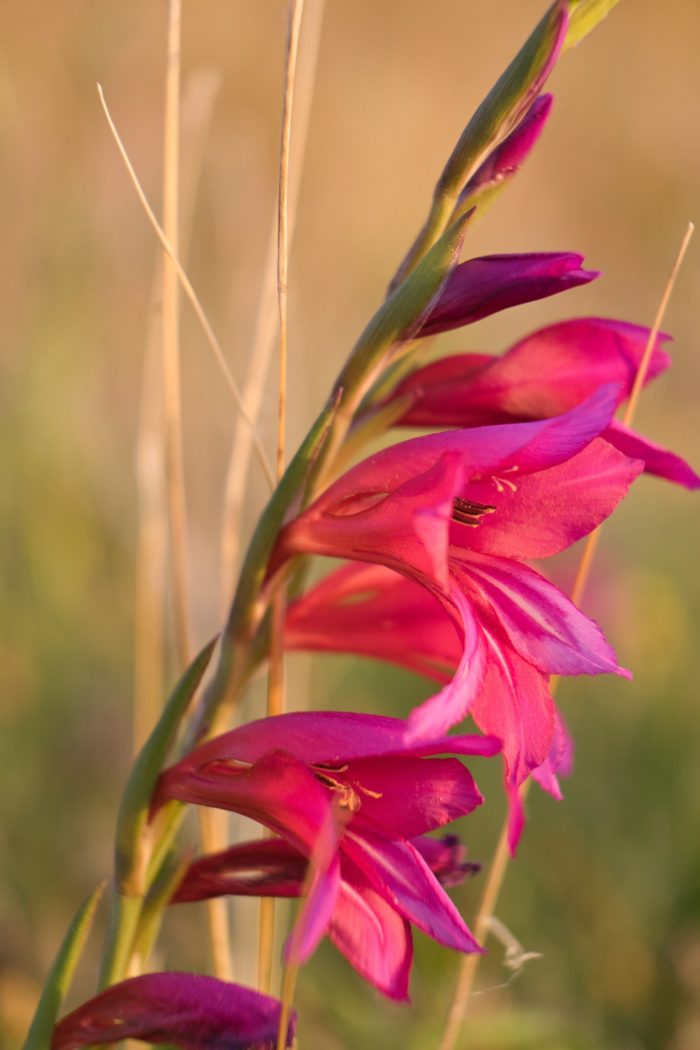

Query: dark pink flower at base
[51,972,295,1049]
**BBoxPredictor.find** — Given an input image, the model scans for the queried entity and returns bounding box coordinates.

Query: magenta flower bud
[51,972,296,1049]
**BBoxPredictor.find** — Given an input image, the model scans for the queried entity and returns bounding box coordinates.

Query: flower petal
[531,706,575,800]
[454,435,643,559]
[156,750,335,856]
[469,620,556,789]
[344,831,482,954]
[393,318,671,428]
[168,709,499,776]
[415,253,598,337]
[285,563,462,683]
[343,754,483,839]
[51,972,295,1049]
[604,420,700,490]
[173,839,306,903]
[454,550,626,677]
[328,858,413,1001]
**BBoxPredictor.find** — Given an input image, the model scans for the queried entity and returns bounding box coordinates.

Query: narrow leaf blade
[22,883,105,1050]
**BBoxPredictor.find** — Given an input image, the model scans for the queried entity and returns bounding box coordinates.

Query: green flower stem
[98,887,144,989]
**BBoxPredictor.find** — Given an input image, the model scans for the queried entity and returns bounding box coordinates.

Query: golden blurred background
[1,2,700,1047]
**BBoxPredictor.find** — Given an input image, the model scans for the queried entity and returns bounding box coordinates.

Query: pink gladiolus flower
[385,317,700,489]
[51,972,295,1049]
[272,389,643,845]
[155,711,500,1000]
[172,833,480,998]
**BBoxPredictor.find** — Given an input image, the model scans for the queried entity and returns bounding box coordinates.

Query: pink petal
[285,563,462,682]
[416,253,598,337]
[287,849,342,963]
[343,754,483,839]
[531,706,575,800]
[394,318,671,428]
[172,709,498,773]
[454,550,626,677]
[604,420,700,489]
[344,831,482,955]
[405,588,487,740]
[328,861,413,1001]
[471,621,556,789]
[51,972,295,1049]
[156,749,336,856]
[454,435,643,560]
[173,839,306,902]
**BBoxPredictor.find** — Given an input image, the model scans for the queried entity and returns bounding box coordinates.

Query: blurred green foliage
[1,3,699,1048]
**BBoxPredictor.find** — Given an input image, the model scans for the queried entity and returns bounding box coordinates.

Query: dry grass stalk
[219,0,325,615]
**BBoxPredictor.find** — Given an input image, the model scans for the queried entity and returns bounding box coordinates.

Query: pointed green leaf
[115,637,217,894]
[22,883,105,1050]
[564,0,622,49]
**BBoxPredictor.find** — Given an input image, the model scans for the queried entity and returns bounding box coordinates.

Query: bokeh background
[1,2,700,1048]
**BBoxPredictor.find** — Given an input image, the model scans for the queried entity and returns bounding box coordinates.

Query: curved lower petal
[531,706,574,800]
[471,622,556,791]
[329,858,413,1001]
[454,550,626,677]
[405,588,487,741]
[344,831,482,955]
[285,563,462,683]
[604,420,700,489]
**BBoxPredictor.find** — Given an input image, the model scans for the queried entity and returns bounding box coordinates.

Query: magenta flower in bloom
[51,972,295,1049]
[413,253,597,338]
[172,832,480,999]
[155,711,500,999]
[272,390,642,844]
[384,317,700,489]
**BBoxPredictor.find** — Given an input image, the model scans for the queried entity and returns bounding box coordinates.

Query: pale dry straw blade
[437,221,695,1050]
[133,69,221,755]
[219,0,325,613]
[96,83,274,489]
[259,0,307,1000]
[161,0,191,669]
